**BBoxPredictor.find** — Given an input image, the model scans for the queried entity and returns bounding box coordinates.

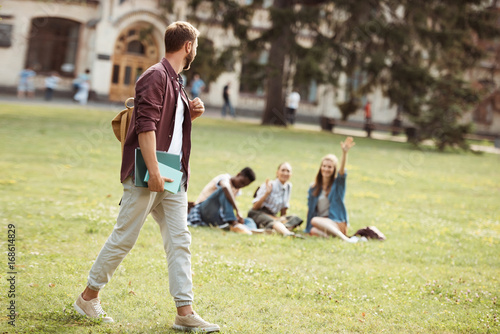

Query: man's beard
[183,48,195,71]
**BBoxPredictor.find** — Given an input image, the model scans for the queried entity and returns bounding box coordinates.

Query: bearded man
[73,21,219,333]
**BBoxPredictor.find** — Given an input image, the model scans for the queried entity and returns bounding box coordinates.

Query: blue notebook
[144,162,183,194]
[134,148,182,192]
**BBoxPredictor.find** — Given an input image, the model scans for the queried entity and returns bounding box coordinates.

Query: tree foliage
[190,0,499,150]
[187,37,237,88]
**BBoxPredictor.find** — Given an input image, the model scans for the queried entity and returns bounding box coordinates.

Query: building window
[25,17,80,77]
[112,65,120,84]
[124,66,132,85]
[345,70,367,101]
[0,24,13,47]
[239,50,268,95]
[244,0,272,7]
[263,0,273,8]
[158,0,172,9]
[305,79,318,103]
[127,40,145,55]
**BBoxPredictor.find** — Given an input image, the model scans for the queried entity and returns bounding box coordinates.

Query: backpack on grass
[111,97,134,155]
[353,226,386,240]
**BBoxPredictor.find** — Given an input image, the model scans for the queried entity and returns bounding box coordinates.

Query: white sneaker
[250,228,265,234]
[173,311,220,332]
[347,236,359,243]
[73,294,114,323]
[230,223,252,235]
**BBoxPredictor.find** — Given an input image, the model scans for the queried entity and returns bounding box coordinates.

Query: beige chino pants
[87,177,193,307]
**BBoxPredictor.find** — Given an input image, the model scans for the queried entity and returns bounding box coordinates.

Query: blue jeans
[243,217,257,230]
[199,187,235,225]
[221,100,235,117]
[198,187,257,230]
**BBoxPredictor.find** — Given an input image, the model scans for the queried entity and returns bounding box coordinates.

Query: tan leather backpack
[111,97,134,155]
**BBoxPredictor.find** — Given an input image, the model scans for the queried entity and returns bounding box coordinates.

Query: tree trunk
[261,0,291,126]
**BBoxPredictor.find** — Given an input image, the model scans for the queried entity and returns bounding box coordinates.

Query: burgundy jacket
[120,58,192,187]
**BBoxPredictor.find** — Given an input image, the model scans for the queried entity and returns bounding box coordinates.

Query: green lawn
[0,103,499,333]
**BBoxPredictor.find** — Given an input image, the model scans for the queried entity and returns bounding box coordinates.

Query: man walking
[190,73,205,98]
[364,100,374,138]
[73,21,219,332]
[221,82,235,118]
[285,90,300,125]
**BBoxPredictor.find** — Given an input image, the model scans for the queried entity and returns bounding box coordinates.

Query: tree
[187,37,237,86]
[261,0,293,125]
[190,0,499,149]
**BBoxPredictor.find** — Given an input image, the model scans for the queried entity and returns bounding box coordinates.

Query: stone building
[0,0,498,136]
[0,0,238,106]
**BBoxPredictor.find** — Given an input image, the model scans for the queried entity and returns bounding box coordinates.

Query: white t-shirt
[45,76,59,89]
[287,91,300,109]
[316,189,330,217]
[195,173,240,204]
[167,93,184,158]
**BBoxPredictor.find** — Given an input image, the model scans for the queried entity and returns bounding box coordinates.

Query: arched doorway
[109,23,159,101]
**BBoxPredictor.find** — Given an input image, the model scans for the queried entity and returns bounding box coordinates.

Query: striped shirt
[252,178,291,215]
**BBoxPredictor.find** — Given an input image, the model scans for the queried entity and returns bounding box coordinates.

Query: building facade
[1,0,498,136]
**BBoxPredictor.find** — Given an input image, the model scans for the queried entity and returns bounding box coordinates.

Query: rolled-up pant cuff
[87,282,102,291]
[176,300,193,308]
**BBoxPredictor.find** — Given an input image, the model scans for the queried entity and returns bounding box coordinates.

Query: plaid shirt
[187,202,230,227]
[187,204,204,226]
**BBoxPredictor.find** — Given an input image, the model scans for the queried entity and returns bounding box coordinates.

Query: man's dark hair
[240,167,256,182]
[164,21,200,53]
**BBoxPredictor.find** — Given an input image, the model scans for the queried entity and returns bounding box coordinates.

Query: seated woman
[305,137,360,243]
[248,162,303,237]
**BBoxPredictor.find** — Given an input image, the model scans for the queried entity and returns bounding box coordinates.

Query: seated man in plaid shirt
[188,167,257,234]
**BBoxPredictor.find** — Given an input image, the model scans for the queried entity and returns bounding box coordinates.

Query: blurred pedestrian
[72,69,90,93]
[364,100,374,138]
[221,82,235,118]
[44,72,60,101]
[17,67,36,99]
[74,79,89,105]
[392,108,403,136]
[285,90,300,125]
[364,100,372,122]
[190,73,205,98]
[180,73,187,87]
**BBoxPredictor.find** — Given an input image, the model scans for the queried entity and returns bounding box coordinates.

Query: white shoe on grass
[173,311,220,332]
[73,294,114,323]
[230,223,252,235]
[347,236,359,243]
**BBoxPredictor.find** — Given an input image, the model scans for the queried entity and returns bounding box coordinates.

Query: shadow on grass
[17,304,183,334]
[17,305,107,333]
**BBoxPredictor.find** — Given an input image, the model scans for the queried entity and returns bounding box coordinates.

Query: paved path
[2,95,499,154]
